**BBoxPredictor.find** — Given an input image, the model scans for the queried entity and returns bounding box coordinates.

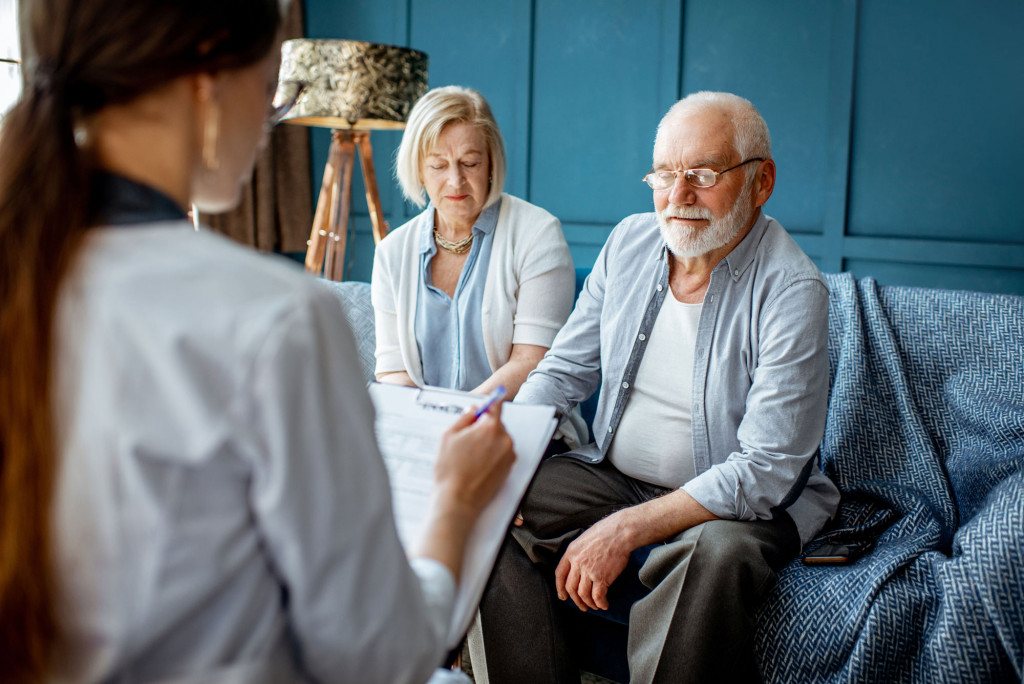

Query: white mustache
[660,205,713,221]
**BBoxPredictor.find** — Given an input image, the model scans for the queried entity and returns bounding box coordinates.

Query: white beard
[657,182,754,258]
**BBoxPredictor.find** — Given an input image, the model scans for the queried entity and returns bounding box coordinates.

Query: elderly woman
[372,86,584,443]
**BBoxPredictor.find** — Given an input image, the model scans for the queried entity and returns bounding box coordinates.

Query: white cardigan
[371,193,585,445]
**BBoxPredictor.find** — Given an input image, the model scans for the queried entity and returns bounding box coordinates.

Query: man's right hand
[554,509,634,612]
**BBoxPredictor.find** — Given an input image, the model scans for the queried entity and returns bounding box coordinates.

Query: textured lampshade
[277,39,428,130]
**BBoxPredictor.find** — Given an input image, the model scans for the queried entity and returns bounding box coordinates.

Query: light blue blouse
[414,199,501,390]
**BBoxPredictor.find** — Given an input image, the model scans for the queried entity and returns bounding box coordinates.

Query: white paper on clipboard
[368,383,557,649]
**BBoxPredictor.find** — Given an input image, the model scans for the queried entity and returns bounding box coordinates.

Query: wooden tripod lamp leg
[306,130,390,279]
[323,131,356,281]
[356,131,390,244]
[305,132,342,275]
[305,130,357,281]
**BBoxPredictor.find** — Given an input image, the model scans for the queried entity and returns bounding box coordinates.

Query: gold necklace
[433,229,474,255]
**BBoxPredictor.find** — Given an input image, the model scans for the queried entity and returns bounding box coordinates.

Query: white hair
[395,86,506,208]
[655,91,772,180]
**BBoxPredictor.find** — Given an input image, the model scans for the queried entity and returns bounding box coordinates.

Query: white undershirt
[607,293,702,488]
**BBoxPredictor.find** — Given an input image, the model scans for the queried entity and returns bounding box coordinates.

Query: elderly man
[468,92,840,683]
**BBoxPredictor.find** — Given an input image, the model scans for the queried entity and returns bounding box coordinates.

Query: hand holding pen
[473,385,507,421]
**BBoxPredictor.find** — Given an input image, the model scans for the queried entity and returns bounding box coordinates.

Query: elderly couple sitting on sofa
[328,86,1024,683]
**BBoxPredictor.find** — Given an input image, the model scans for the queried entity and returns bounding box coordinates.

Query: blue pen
[473,385,507,421]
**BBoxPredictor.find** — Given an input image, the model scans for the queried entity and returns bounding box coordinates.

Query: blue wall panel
[409,0,533,204]
[846,260,1024,297]
[303,0,407,197]
[680,1,833,237]
[303,0,1024,295]
[848,0,1024,243]
[530,0,680,229]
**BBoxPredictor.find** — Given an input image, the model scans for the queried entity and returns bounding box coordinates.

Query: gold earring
[202,99,220,172]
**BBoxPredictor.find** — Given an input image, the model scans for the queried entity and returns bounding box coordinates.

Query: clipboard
[368,383,557,649]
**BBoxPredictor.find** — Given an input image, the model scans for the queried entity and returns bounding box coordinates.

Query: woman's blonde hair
[395,85,506,208]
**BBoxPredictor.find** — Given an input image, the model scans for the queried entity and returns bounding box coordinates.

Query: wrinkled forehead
[653,108,737,168]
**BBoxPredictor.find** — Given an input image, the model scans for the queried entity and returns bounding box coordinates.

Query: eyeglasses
[642,157,765,190]
[266,80,306,129]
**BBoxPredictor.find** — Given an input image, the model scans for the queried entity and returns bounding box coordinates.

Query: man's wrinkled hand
[554,512,632,612]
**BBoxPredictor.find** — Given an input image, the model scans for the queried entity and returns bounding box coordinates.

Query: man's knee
[517,456,588,520]
[690,519,769,565]
[516,457,631,550]
[642,517,796,591]
[486,534,538,598]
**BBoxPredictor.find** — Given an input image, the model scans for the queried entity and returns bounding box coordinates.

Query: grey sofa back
[319,280,375,386]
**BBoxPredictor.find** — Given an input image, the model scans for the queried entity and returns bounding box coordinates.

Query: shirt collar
[92,171,189,227]
[721,210,769,279]
[418,196,503,255]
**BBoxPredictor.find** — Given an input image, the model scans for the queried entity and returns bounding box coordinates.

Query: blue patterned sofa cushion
[868,277,1024,523]
[755,273,1024,682]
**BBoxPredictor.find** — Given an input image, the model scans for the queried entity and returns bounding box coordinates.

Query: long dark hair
[0,0,281,680]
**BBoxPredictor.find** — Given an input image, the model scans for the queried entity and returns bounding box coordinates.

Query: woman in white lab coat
[0,1,513,682]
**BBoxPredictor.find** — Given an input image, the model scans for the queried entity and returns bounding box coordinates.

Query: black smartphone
[802,543,863,566]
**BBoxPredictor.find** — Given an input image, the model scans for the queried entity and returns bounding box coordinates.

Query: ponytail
[0,72,93,682]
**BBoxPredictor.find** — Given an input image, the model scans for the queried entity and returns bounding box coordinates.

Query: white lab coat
[51,223,454,683]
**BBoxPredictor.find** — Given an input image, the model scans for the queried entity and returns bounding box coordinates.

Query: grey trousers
[469,457,800,684]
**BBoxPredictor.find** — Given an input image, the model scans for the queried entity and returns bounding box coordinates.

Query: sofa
[321,271,1024,683]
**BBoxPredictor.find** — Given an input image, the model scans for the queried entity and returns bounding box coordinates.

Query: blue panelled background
[302,0,1024,294]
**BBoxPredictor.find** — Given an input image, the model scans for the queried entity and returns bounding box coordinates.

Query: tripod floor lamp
[277,39,428,281]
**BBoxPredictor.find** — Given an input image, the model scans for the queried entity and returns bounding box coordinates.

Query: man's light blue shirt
[516,211,840,545]
[414,200,500,391]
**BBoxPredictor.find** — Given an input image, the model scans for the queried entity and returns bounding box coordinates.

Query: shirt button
[622,382,629,389]
[733,269,740,277]
[638,333,646,341]
[608,426,614,433]
[657,284,663,292]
